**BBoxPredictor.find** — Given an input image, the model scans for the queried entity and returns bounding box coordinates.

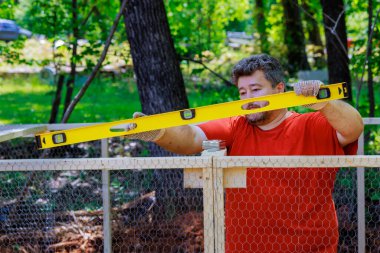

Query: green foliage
[367,127,380,155]
[364,125,380,202]
[0,0,15,19]
[0,38,30,65]
[354,81,380,117]
[13,0,124,71]
[164,0,250,57]
[0,1,28,65]
[16,0,121,41]
[16,0,71,38]
[265,0,287,65]
[300,0,324,36]
[346,0,380,114]
[188,84,238,107]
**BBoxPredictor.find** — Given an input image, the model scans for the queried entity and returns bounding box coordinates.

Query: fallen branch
[54,191,155,220]
[46,239,82,250]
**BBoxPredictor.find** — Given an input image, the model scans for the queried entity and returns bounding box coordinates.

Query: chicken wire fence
[0,139,379,253]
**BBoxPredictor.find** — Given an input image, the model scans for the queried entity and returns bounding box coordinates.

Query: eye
[239,91,246,96]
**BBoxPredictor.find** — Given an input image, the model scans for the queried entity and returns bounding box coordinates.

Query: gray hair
[231,54,285,88]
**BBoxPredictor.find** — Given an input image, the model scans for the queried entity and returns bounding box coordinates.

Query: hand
[124,112,145,131]
[293,80,328,111]
[125,112,165,142]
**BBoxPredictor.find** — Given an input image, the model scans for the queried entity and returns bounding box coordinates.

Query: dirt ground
[0,211,203,253]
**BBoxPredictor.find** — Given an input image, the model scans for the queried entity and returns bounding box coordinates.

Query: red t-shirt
[198,112,358,253]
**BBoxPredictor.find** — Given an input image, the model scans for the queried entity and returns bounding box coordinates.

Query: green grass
[0,74,239,124]
[0,74,142,124]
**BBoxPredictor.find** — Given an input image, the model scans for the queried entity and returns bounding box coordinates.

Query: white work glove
[125,112,165,142]
[293,80,328,111]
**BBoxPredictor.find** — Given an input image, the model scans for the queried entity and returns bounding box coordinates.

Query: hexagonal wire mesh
[213,156,380,253]
[0,124,379,253]
[0,136,208,253]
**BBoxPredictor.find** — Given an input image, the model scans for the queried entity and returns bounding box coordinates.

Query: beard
[245,111,269,125]
[243,101,270,125]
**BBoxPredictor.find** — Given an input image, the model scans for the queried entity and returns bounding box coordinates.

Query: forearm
[154,125,205,155]
[319,100,364,146]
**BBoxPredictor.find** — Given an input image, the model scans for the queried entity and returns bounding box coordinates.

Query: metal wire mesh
[0,137,209,253]
[212,156,380,253]
[0,137,102,159]
[0,137,379,252]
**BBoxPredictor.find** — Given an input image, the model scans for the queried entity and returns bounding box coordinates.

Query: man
[130,54,363,252]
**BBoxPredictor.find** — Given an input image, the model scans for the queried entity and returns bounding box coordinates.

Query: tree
[62,0,79,116]
[320,0,352,100]
[164,0,250,57]
[366,0,375,117]
[282,0,310,75]
[254,0,270,54]
[61,0,129,123]
[0,1,31,67]
[122,0,188,114]
[0,0,15,19]
[121,0,201,219]
[300,0,326,69]
[19,0,71,122]
[18,0,121,122]
[353,1,379,116]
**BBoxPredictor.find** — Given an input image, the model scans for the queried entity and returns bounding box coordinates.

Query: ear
[275,82,285,92]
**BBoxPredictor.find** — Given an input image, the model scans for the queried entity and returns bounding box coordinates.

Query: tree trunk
[320,0,352,100]
[122,0,188,114]
[49,74,65,123]
[301,0,326,69]
[255,0,269,54]
[122,0,201,220]
[63,0,79,117]
[49,6,62,124]
[282,0,310,75]
[367,0,375,116]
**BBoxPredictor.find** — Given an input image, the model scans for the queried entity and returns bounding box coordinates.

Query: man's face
[237,70,283,126]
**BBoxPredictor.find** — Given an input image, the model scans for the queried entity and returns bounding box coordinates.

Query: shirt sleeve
[197,117,237,147]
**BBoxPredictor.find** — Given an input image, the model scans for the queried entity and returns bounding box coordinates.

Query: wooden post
[183,140,249,252]
[201,140,227,253]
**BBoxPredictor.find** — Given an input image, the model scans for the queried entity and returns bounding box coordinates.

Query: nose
[246,90,256,98]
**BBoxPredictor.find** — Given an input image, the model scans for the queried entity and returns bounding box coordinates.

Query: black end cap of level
[35,136,42,149]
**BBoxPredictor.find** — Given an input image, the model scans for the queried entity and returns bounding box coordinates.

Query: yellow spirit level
[35,82,348,149]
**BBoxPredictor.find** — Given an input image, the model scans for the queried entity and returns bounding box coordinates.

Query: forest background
[0,0,378,121]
